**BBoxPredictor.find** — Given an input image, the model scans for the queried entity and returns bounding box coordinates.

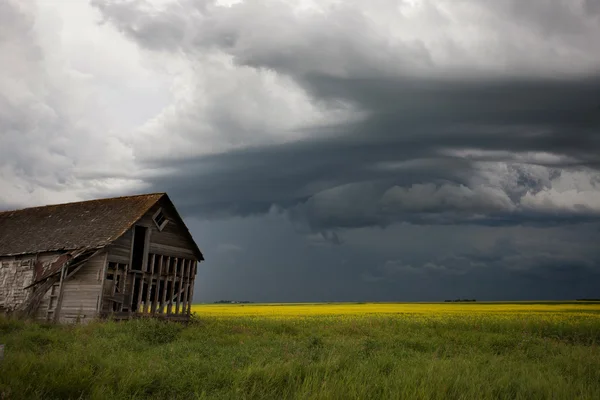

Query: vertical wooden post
[109,263,117,296]
[187,261,196,315]
[151,255,163,314]
[167,257,175,315]
[143,254,155,313]
[52,262,68,323]
[136,274,144,314]
[109,263,117,314]
[187,259,193,314]
[97,252,110,315]
[184,260,194,315]
[122,262,129,313]
[181,259,189,315]
[175,258,182,314]
[161,256,170,314]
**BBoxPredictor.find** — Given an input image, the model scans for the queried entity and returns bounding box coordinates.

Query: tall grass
[1,303,599,399]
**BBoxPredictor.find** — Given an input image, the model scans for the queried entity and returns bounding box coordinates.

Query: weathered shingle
[0,193,165,256]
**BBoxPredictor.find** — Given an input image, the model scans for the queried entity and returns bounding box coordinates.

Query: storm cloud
[90,0,600,228]
[2,0,600,301]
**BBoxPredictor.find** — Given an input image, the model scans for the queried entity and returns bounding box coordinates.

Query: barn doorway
[131,225,148,271]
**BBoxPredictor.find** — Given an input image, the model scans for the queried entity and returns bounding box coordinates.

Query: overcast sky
[2,0,600,302]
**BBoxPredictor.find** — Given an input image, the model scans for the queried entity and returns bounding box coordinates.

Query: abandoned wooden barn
[0,193,204,323]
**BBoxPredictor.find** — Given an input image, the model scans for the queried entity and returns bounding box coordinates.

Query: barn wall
[34,252,66,320]
[100,198,200,318]
[0,251,106,323]
[0,255,36,313]
[142,200,199,260]
[139,200,199,310]
[106,230,132,264]
[56,252,107,324]
[105,199,199,264]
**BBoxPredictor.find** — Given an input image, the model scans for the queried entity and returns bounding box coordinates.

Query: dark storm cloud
[2,0,599,304]
[190,216,600,302]
[93,0,600,235]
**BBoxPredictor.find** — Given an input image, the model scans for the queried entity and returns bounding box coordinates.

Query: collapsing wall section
[1,250,104,322]
[100,253,197,320]
[0,257,35,314]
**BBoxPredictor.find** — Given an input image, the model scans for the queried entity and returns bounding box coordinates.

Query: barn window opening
[131,225,148,271]
[152,208,168,231]
[131,276,142,311]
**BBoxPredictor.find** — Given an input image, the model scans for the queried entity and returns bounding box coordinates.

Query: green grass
[1,307,600,399]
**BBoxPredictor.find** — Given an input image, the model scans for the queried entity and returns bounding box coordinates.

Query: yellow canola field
[191,302,600,319]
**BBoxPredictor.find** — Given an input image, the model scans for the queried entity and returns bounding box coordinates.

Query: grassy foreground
[0,302,599,400]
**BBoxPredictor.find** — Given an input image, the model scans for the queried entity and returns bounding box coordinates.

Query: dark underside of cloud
[143,74,600,230]
[91,0,600,234]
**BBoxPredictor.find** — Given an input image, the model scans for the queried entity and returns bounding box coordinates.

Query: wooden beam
[175,257,182,314]
[167,257,174,315]
[161,256,170,314]
[151,255,163,314]
[143,254,155,313]
[122,261,130,313]
[186,259,193,314]
[188,260,195,314]
[135,274,144,313]
[110,263,117,296]
[181,259,189,315]
[64,249,104,280]
[109,263,118,314]
[52,262,68,323]
[96,251,110,315]
[187,261,196,315]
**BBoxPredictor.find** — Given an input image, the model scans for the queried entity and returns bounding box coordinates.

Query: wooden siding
[106,230,133,264]
[0,251,102,322]
[142,200,199,261]
[100,199,199,318]
[34,252,65,320]
[55,252,107,324]
[0,255,36,313]
[105,199,199,263]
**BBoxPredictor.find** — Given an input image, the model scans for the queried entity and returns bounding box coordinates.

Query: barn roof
[0,193,203,259]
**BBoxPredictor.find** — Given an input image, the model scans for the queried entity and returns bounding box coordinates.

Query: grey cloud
[305,230,343,247]
[185,207,600,302]
[357,223,600,294]
[144,136,600,231]
[0,1,74,195]
[380,183,514,214]
[0,0,140,208]
[216,243,243,253]
[91,0,600,233]
[95,0,600,77]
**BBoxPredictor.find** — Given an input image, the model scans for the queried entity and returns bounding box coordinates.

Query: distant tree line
[444,299,477,302]
[575,298,600,302]
[213,300,253,304]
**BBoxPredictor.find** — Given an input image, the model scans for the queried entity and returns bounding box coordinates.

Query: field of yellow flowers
[191,301,600,319]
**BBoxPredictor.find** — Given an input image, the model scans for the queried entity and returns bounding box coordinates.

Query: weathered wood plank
[175,258,182,314]
[164,257,172,314]
[151,255,163,314]
[148,243,196,259]
[188,261,196,315]
[181,259,189,315]
[143,254,155,313]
